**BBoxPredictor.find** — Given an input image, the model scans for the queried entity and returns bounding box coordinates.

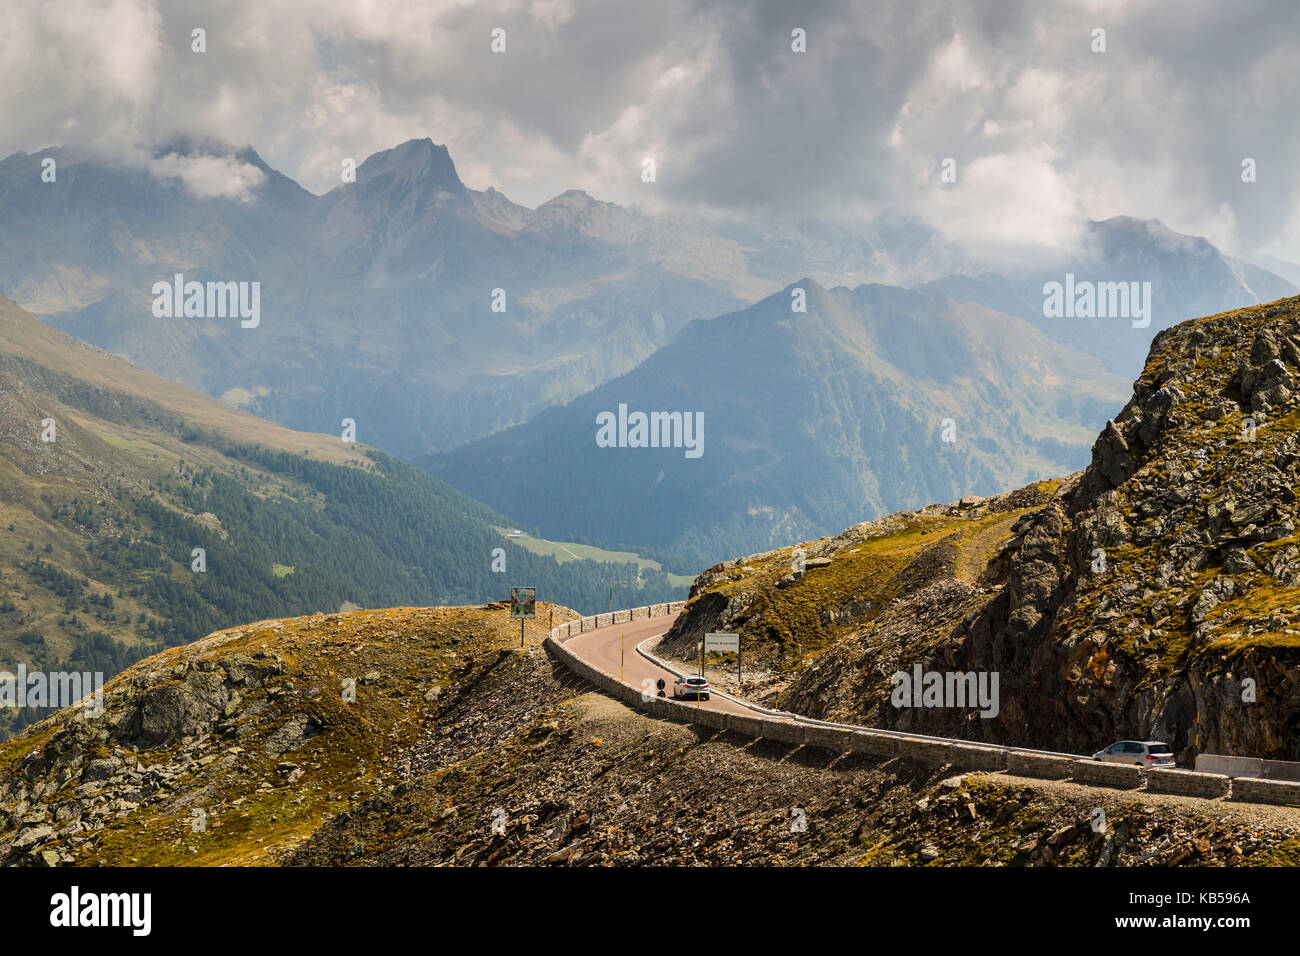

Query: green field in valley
[494,527,696,588]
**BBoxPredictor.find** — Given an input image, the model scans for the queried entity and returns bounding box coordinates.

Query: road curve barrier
[544,606,1300,807]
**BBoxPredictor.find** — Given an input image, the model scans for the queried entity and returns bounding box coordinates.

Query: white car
[673,676,710,701]
[1091,740,1175,767]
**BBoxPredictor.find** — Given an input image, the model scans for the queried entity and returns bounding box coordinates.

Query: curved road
[553,612,1300,811]
[560,611,1093,759]
[564,614,756,717]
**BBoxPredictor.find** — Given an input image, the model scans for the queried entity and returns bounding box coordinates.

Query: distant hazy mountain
[915,217,1297,377]
[0,140,776,456]
[2,139,968,460]
[1249,253,1300,290]
[425,280,1128,568]
[3,142,1287,463]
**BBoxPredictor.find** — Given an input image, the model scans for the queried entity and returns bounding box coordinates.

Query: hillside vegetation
[9,297,1300,867]
[0,604,570,864]
[0,296,682,738]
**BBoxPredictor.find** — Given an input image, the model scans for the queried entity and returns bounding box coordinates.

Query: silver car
[673,676,710,701]
[1091,740,1175,767]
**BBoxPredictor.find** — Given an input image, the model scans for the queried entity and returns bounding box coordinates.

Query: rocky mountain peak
[1085,214,1217,259]
[527,187,643,235]
[355,137,465,194]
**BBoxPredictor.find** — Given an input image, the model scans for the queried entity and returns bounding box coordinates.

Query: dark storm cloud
[2,0,1298,261]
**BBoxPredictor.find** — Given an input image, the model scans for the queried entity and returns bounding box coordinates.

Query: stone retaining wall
[727,714,765,739]
[803,725,854,752]
[851,731,898,757]
[544,605,1293,806]
[1070,760,1144,789]
[948,743,1008,772]
[1229,776,1300,805]
[1006,751,1074,779]
[762,720,805,747]
[1146,767,1231,798]
[1196,753,1300,782]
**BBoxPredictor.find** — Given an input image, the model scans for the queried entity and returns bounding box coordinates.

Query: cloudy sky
[4,0,1299,263]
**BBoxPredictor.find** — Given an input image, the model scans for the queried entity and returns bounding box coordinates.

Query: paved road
[559,611,1091,758]
[563,614,756,717]
[554,613,1300,809]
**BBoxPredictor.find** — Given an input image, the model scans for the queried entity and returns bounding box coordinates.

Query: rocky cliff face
[664,296,1300,764]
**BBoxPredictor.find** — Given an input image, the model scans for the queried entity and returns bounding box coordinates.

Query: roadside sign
[510,586,536,648]
[704,632,739,653]
[510,587,536,619]
[705,632,742,683]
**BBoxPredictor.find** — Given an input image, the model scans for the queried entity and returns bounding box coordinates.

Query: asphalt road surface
[563,613,756,717]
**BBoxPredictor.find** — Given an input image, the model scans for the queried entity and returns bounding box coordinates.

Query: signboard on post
[510,587,537,619]
[705,632,742,683]
[704,632,739,653]
[511,586,536,648]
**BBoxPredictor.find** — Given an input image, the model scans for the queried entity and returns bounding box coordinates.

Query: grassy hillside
[0,296,684,739]
[493,527,695,588]
[0,604,570,865]
[658,479,1063,674]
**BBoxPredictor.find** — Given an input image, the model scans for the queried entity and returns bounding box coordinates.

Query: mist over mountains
[0,138,832,457]
[2,139,1290,466]
[1,137,1295,571]
[427,280,1127,567]
[917,216,1297,376]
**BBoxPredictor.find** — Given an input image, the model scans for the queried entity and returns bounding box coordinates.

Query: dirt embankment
[291,645,1300,867]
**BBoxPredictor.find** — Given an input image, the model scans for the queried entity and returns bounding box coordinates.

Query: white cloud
[146,152,266,201]
[920,146,1085,260]
[530,0,575,29]
[0,0,163,153]
[1,0,1299,264]
[930,33,991,95]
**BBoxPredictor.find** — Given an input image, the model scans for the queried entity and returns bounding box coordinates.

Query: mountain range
[917,216,1297,376]
[427,279,1128,567]
[0,139,778,456]
[1,139,1292,465]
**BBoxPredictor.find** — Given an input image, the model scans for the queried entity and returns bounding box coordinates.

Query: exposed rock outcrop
[667,297,1300,765]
